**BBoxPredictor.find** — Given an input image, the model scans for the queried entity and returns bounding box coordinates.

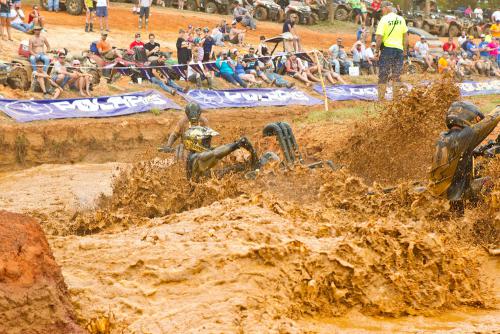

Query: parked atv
[285,1,314,25]
[40,0,84,15]
[331,0,351,21]
[0,61,31,91]
[204,0,233,14]
[253,0,284,21]
[308,0,328,21]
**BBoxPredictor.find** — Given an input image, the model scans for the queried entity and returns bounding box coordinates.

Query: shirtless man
[229,22,245,46]
[159,102,209,159]
[29,26,51,72]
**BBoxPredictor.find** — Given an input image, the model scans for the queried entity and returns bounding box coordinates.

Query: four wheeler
[331,0,351,21]
[253,0,284,21]
[0,61,31,91]
[308,0,328,21]
[204,0,233,14]
[40,0,84,15]
[285,1,313,25]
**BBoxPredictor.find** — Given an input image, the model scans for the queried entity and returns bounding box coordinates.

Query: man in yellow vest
[374,1,408,100]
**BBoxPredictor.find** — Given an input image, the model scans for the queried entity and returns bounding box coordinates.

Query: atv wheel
[334,7,349,21]
[39,0,48,10]
[254,6,268,21]
[7,66,30,91]
[186,0,197,11]
[309,13,319,25]
[448,24,460,37]
[205,1,218,14]
[65,0,83,15]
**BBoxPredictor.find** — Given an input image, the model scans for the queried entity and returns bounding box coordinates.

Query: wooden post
[312,50,329,112]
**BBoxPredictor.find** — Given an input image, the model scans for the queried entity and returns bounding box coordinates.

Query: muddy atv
[331,0,351,21]
[40,0,84,15]
[0,61,31,91]
[285,1,314,24]
[203,0,233,14]
[309,1,328,21]
[253,0,284,21]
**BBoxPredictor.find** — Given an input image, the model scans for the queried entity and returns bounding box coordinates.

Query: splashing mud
[337,78,461,184]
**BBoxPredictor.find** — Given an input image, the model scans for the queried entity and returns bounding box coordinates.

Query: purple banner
[314,80,500,102]
[0,90,181,122]
[183,88,322,109]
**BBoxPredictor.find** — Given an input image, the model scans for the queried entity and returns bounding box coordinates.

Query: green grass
[467,95,500,113]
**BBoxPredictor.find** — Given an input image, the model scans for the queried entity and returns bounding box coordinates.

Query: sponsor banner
[314,80,500,102]
[0,90,181,122]
[183,88,322,109]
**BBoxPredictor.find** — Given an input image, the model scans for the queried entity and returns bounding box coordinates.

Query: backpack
[90,41,99,55]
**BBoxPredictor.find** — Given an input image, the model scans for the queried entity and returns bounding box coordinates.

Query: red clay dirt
[0,211,85,334]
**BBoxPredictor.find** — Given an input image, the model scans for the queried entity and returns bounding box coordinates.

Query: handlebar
[158,146,175,153]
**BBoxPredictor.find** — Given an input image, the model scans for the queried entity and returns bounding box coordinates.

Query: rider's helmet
[185,102,202,126]
[445,101,484,129]
[183,126,219,153]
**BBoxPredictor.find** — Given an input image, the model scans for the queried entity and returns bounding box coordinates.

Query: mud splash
[337,78,461,184]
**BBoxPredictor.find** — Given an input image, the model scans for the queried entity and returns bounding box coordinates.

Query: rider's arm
[29,39,36,56]
[44,37,51,52]
[467,107,500,149]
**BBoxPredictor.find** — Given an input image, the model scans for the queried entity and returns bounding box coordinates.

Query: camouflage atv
[0,61,31,91]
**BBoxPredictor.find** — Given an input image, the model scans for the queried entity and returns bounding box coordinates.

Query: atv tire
[205,1,218,14]
[254,6,268,21]
[309,13,319,25]
[65,0,83,15]
[448,24,460,37]
[87,68,101,86]
[7,66,30,91]
[334,7,349,21]
[39,0,48,10]
[186,0,197,11]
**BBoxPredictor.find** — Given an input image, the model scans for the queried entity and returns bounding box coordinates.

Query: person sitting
[318,51,347,84]
[233,1,256,30]
[215,51,247,87]
[472,54,492,76]
[243,47,273,85]
[443,37,457,55]
[29,26,51,72]
[148,53,186,95]
[429,102,500,212]
[67,60,93,96]
[285,53,312,86]
[298,58,321,83]
[187,53,214,89]
[461,35,477,58]
[337,45,352,74]
[211,23,226,46]
[228,22,245,46]
[144,33,161,61]
[28,5,44,29]
[234,55,262,87]
[259,57,294,88]
[363,41,377,74]
[457,31,467,47]
[31,60,62,99]
[328,38,350,74]
[10,3,33,33]
[51,50,76,88]
[130,32,145,50]
[96,32,121,62]
[351,41,365,69]
[414,36,435,71]
[437,52,451,74]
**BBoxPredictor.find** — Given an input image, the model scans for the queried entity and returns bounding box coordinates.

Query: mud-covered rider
[429,102,500,209]
[183,126,259,180]
[159,102,209,158]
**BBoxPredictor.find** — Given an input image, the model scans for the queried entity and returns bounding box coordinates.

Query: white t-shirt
[140,0,150,7]
[10,8,24,24]
[473,8,483,20]
[492,10,500,22]
[363,47,374,61]
[96,0,107,7]
[457,35,467,46]
[414,41,429,57]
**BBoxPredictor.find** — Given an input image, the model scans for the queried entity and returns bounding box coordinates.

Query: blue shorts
[378,47,404,84]
[0,12,10,18]
[96,6,108,17]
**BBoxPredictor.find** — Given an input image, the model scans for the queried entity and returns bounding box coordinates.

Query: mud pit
[0,81,499,332]
[1,6,499,334]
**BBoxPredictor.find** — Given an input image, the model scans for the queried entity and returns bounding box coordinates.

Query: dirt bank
[0,211,85,334]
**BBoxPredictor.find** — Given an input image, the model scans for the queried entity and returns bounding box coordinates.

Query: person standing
[348,0,363,25]
[96,0,109,32]
[282,14,300,51]
[473,6,483,20]
[0,0,12,41]
[374,2,408,100]
[138,0,151,29]
[47,0,59,12]
[176,29,191,64]
[84,0,95,32]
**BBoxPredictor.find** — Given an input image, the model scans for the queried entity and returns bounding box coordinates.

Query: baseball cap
[480,34,485,38]
[203,27,209,33]
[135,33,141,37]
[101,32,108,36]
[33,25,42,30]
[371,41,376,45]
[72,60,81,65]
